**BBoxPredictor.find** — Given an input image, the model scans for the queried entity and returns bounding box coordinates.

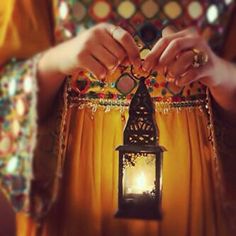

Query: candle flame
[136,172,146,190]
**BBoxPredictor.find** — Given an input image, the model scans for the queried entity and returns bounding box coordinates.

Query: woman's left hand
[142,27,224,89]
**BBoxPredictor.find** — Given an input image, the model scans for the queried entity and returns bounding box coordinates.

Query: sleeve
[222,5,236,62]
[0,0,66,220]
[213,109,236,235]
[0,55,41,213]
[0,52,69,223]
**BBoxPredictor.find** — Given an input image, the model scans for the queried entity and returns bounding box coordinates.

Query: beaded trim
[72,64,207,99]
[68,91,206,113]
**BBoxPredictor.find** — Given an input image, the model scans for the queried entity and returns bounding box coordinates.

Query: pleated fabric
[17,106,228,236]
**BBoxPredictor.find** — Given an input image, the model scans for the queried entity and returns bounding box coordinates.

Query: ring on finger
[192,48,208,68]
[109,26,125,40]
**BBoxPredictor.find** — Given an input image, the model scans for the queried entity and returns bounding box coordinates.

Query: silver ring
[109,26,124,41]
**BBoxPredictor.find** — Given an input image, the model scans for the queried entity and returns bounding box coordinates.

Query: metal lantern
[116,78,165,220]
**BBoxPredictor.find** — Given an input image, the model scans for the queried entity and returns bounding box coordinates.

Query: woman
[0,0,236,235]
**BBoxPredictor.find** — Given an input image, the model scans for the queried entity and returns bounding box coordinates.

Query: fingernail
[175,79,185,87]
[100,72,106,80]
[142,62,150,72]
[159,57,166,65]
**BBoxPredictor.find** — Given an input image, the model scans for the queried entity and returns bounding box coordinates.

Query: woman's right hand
[39,22,141,80]
[37,23,141,121]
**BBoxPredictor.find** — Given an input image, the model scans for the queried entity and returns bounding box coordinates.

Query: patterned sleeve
[0,55,40,213]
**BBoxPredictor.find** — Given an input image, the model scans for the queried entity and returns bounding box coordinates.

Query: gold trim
[68,97,206,113]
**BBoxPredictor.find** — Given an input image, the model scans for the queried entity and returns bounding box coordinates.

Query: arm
[210,59,236,123]
[212,9,236,123]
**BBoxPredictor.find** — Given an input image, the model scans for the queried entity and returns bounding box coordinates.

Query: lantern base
[115,208,162,220]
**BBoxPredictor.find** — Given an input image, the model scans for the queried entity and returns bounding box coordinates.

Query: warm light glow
[123,153,156,195]
[136,172,146,192]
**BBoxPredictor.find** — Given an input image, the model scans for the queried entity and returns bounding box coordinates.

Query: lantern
[116,78,165,220]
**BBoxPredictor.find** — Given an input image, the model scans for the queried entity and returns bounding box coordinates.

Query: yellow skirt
[16,103,228,236]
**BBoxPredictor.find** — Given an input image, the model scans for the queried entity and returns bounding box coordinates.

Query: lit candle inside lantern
[127,172,147,194]
[136,172,146,193]
[125,168,155,195]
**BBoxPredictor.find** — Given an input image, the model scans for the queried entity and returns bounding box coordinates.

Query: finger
[176,67,206,86]
[102,32,126,64]
[162,25,197,37]
[80,54,107,79]
[108,26,141,68]
[159,36,204,65]
[92,44,119,71]
[143,27,198,72]
[162,25,177,36]
[168,50,195,77]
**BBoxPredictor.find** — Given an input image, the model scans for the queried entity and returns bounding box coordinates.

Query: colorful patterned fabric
[0,57,39,212]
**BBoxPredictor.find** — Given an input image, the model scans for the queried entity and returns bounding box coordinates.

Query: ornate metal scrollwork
[124,78,159,145]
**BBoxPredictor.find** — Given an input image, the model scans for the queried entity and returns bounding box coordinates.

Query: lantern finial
[124,78,159,145]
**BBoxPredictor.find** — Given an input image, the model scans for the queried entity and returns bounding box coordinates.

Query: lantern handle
[130,64,153,81]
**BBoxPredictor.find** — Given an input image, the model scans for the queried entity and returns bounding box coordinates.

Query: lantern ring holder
[129,63,153,81]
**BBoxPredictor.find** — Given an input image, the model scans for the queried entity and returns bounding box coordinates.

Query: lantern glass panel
[123,152,156,201]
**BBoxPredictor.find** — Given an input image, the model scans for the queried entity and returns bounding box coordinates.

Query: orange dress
[0,1,235,236]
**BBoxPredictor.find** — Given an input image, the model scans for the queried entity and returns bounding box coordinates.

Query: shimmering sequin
[73,2,86,22]
[59,1,69,20]
[6,156,19,174]
[0,134,12,155]
[23,75,33,93]
[141,0,159,19]
[11,120,20,137]
[207,5,219,24]
[163,1,182,20]
[16,98,26,117]
[91,1,111,21]
[187,1,203,20]
[225,0,234,5]
[8,79,17,96]
[117,1,136,19]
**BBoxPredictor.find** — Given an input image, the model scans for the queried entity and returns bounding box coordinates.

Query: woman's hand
[143,26,236,121]
[39,22,141,80]
[37,23,141,121]
[142,27,223,88]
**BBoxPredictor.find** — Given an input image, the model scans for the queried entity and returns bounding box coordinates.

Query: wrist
[37,48,65,81]
[209,57,236,116]
[208,56,235,90]
[37,48,67,122]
